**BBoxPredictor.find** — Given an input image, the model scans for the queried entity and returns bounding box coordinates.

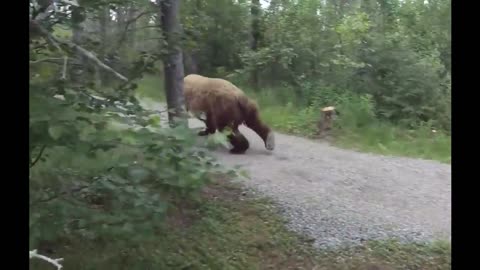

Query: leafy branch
[30,145,46,169]
[30,174,106,206]
[116,9,157,49]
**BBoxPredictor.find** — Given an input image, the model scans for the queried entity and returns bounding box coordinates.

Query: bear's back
[183,74,244,121]
[184,74,245,97]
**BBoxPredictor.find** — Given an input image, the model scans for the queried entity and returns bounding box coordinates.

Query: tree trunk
[116,7,126,34]
[159,0,186,126]
[183,50,198,75]
[126,4,138,52]
[97,7,109,86]
[250,0,261,90]
[70,5,87,84]
[115,7,128,53]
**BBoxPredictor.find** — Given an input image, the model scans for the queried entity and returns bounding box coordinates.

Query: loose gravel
[146,100,452,249]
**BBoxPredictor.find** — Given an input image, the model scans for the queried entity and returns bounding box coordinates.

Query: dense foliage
[29,0,231,251]
[183,0,451,132]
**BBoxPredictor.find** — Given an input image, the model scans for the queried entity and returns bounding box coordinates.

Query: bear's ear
[265,132,275,151]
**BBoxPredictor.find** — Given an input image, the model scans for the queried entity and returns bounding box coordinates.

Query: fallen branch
[29,249,64,270]
[63,39,128,81]
[31,20,129,82]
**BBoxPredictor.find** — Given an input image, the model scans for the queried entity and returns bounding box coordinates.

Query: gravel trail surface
[145,100,452,249]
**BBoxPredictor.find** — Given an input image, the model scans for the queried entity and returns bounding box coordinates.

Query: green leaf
[147,115,161,127]
[48,125,64,140]
[128,166,151,182]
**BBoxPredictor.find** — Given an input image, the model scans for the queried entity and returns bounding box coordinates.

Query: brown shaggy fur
[184,74,273,154]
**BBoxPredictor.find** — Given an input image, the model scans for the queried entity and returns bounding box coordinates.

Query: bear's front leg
[197,111,217,136]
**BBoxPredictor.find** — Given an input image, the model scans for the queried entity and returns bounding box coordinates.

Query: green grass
[244,86,451,164]
[334,123,451,163]
[260,104,451,163]
[30,179,451,270]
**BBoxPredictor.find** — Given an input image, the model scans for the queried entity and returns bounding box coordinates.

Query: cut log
[318,106,336,136]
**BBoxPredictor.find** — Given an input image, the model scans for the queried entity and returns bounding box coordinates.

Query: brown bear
[183,74,275,154]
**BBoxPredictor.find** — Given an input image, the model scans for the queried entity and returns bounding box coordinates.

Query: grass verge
[260,104,451,163]
[244,85,451,164]
[30,178,450,270]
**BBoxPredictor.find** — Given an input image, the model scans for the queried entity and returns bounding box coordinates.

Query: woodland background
[29,0,451,269]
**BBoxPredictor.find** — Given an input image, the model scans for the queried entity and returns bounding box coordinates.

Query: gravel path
[143,100,451,249]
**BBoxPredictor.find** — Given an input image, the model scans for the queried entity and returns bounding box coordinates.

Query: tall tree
[250,0,261,90]
[158,0,187,126]
[126,3,139,51]
[70,3,88,84]
[97,6,110,86]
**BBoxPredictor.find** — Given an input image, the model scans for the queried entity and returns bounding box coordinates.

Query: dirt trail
[145,100,451,249]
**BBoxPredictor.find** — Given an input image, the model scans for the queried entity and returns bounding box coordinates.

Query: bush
[29,84,232,248]
[334,94,376,130]
[29,6,232,250]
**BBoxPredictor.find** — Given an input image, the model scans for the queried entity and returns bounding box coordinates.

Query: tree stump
[318,106,336,137]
